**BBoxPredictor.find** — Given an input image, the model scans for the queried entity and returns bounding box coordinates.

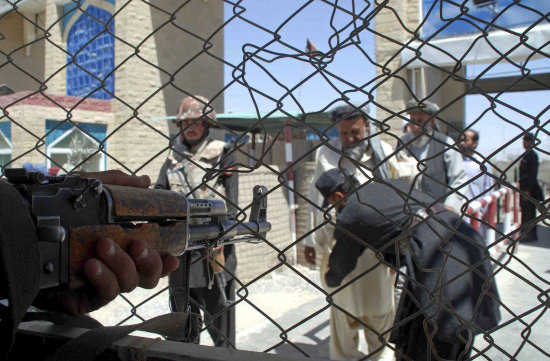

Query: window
[66,5,115,100]
[0,122,11,168]
[46,121,107,173]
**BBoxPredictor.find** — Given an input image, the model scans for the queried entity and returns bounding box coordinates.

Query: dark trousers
[392,285,471,361]
[520,197,538,240]
[189,279,236,348]
[395,333,470,361]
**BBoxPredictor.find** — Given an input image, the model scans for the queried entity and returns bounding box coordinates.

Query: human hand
[304,246,316,265]
[53,170,178,316]
[444,205,459,214]
[60,238,179,316]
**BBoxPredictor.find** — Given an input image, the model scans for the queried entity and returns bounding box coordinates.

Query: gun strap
[44,312,193,361]
[0,180,41,357]
[169,251,192,313]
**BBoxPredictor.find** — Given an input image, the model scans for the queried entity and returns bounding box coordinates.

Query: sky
[222,0,549,161]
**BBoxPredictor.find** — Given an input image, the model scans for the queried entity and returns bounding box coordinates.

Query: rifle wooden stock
[69,222,189,289]
[66,185,193,288]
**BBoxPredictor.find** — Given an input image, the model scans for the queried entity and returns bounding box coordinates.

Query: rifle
[3,168,271,291]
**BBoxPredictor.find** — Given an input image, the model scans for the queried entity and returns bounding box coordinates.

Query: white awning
[401,23,550,68]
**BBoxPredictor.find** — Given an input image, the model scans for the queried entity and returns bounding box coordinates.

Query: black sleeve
[154,158,173,190]
[221,145,239,220]
[325,221,365,288]
[527,152,539,191]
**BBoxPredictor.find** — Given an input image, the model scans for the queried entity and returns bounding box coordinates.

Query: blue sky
[222,0,549,161]
[223,0,377,114]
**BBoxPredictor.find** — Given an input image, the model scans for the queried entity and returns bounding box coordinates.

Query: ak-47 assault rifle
[3,168,271,291]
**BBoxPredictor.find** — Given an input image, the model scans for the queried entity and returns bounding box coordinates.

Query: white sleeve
[443,137,470,213]
[303,148,324,248]
[483,160,495,194]
[303,146,335,250]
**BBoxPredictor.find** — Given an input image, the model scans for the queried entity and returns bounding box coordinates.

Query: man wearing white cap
[304,102,400,361]
[155,95,238,348]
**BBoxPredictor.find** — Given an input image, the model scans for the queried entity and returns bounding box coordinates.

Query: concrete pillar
[375,1,466,141]
[109,0,169,176]
[374,0,420,143]
[438,67,466,140]
[43,0,66,95]
[413,66,466,139]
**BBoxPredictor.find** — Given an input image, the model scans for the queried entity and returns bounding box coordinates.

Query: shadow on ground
[519,224,550,249]
[272,320,331,360]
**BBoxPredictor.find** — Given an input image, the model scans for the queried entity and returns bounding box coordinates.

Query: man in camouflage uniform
[156,95,238,348]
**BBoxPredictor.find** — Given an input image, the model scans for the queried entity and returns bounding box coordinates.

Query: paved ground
[91,225,550,360]
[236,225,550,360]
[471,225,550,361]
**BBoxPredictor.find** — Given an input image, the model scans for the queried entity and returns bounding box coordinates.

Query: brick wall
[295,161,318,268]
[235,166,292,283]
[2,93,114,168]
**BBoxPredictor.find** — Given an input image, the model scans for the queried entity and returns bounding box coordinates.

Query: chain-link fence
[1,0,549,360]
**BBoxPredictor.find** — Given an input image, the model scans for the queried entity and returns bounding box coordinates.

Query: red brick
[0,91,111,112]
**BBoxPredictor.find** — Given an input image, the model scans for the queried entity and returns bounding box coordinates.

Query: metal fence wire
[1,0,549,360]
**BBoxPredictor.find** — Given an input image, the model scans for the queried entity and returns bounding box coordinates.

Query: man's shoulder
[526,149,539,161]
[321,137,341,150]
[465,153,484,163]
[337,192,373,224]
[379,139,394,152]
[166,143,187,163]
[206,138,228,148]
[316,138,341,160]
[336,205,364,229]
[400,132,412,143]
[433,130,453,143]
[473,153,484,161]
[200,138,228,159]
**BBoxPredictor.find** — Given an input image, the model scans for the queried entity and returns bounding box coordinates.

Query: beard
[411,134,431,148]
[343,140,368,161]
[411,126,433,148]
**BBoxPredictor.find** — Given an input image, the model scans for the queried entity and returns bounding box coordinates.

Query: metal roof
[152,111,332,134]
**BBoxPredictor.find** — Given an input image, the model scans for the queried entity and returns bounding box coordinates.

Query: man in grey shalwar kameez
[398,99,469,213]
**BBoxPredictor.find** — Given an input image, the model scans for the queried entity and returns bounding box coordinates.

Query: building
[0,0,224,176]
[374,0,550,140]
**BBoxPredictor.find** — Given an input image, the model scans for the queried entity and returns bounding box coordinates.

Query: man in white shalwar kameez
[304,103,412,361]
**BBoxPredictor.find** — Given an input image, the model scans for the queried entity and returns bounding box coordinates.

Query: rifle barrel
[187,220,271,249]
